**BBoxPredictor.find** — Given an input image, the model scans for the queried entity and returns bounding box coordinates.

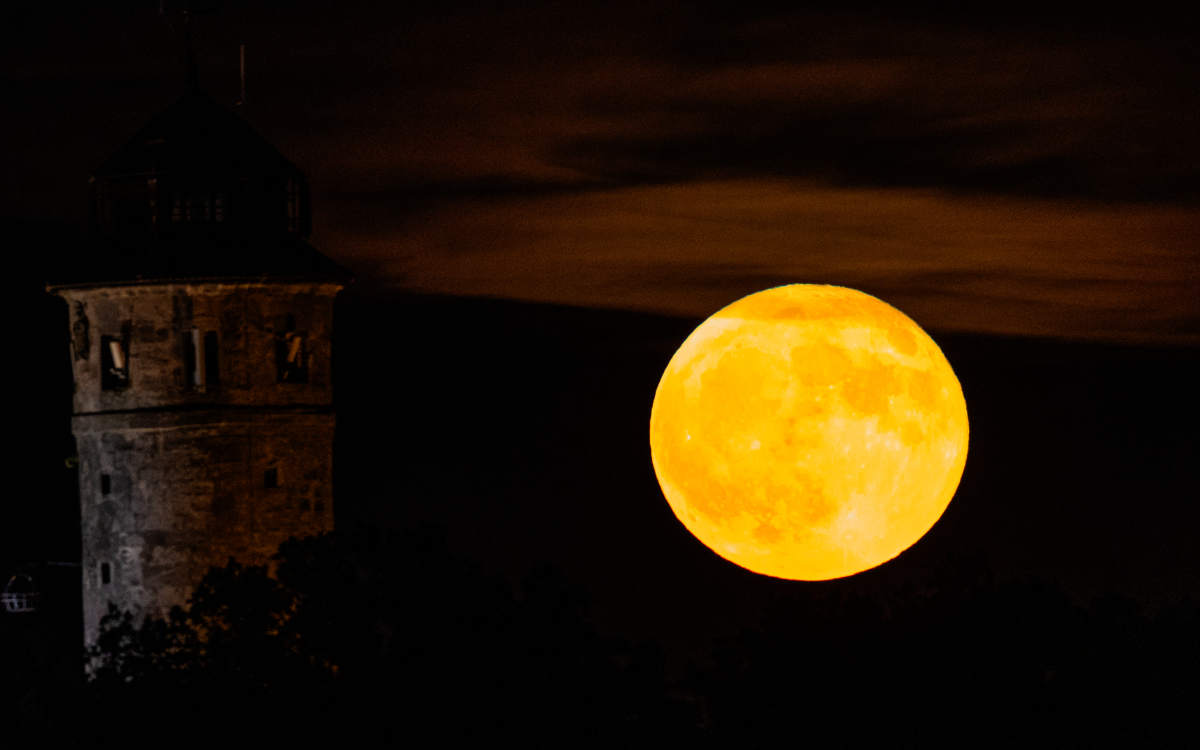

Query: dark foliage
[4,524,1170,745]
[9,296,1199,744]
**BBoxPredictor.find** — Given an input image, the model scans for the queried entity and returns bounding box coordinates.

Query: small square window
[264,467,278,489]
[101,474,111,495]
[100,563,111,585]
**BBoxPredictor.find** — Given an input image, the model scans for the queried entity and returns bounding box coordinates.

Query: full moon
[649,284,968,580]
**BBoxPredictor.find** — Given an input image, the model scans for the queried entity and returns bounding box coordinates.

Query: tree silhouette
[75,523,1199,744]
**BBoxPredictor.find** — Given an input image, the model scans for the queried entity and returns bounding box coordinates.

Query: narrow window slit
[101,332,130,390]
[204,331,220,389]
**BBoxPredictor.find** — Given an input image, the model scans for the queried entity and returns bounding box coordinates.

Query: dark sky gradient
[5,1,1199,343]
[4,6,1199,737]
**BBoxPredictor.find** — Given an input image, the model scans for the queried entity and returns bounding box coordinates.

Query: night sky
[4,1,1199,740]
[8,1,1200,344]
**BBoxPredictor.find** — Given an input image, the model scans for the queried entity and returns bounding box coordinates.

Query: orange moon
[649,284,968,580]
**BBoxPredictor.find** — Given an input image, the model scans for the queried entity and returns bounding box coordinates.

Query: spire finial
[160,1,209,92]
[234,43,246,108]
[182,10,199,91]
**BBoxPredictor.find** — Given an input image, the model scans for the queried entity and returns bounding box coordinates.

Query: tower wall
[55,281,342,646]
[61,281,340,413]
[74,411,334,645]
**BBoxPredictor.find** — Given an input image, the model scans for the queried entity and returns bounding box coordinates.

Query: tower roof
[94,88,296,180]
[50,88,352,290]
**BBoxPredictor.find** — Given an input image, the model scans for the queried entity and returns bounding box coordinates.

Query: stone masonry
[55,281,341,646]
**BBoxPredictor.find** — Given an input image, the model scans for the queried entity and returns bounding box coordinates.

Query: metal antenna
[235,43,247,108]
[159,1,211,92]
[182,11,198,91]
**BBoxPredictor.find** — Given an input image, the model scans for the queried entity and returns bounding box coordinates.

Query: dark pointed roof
[94,88,297,180]
[48,88,352,290]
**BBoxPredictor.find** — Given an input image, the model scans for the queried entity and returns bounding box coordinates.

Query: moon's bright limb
[649,284,969,580]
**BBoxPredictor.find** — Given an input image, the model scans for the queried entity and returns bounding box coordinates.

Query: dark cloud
[4,1,1198,343]
[7,3,1197,201]
[540,14,1200,201]
[353,180,1199,345]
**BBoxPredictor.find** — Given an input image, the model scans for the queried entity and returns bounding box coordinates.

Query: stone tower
[47,86,349,647]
